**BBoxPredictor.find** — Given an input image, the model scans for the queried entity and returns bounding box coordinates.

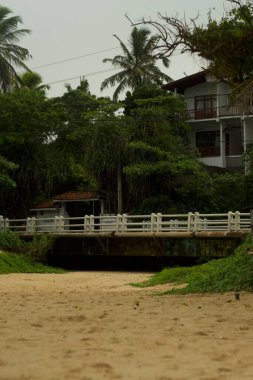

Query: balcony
[186,94,253,120]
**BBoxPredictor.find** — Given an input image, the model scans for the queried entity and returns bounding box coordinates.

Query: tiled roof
[31,200,57,210]
[53,191,100,201]
[31,191,101,210]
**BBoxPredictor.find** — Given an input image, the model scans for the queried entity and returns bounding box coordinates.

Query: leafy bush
[134,195,178,214]
[0,230,55,264]
[26,234,55,264]
[0,230,25,252]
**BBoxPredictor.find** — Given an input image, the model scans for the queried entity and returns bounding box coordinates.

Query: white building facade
[164,71,253,170]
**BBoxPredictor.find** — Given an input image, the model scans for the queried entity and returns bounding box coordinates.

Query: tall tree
[122,85,210,213]
[0,6,31,92]
[100,27,171,101]
[17,71,50,94]
[0,90,66,217]
[131,0,253,104]
[56,82,128,213]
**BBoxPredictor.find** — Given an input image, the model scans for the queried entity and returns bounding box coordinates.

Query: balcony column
[242,118,247,174]
[242,118,247,153]
[216,82,220,118]
[219,121,225,167]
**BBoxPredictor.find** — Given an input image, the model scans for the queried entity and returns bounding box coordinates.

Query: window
[195,95,217,119]
[196,131,220,157]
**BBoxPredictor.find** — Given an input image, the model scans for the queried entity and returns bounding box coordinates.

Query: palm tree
[101,27,171,101]
[18,71,50,94]
[0,6,31,92]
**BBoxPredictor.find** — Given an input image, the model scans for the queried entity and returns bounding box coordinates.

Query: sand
[0,271,253,380]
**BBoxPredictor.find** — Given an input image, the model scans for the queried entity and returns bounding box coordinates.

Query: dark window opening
[196,131,220,157]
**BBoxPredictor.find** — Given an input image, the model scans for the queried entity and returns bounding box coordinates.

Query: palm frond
[100,70,128,91]
[0,6,31,92]
[112,78,128,101]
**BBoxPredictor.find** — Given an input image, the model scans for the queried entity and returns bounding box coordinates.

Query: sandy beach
[0,271,253,380]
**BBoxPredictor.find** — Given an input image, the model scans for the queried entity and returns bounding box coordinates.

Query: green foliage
[0,90,66,216]
[17,71,50,94]
[0,252,64,274]
[211,173,247,212]
[0,230,25,252]
[0,230,54,264]
[122,89,208,212]
[152,0,253,88]
[0,155,17,189]
[101,27,171,100]
[134,195,177,214]
[133,235,253,294]
[27,234,55,264]
[0,6,31,92]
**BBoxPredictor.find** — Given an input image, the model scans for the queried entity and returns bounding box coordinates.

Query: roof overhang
[162,70,207,94]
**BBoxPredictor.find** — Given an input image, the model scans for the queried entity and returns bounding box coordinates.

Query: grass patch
[0,230,62,274]
[0,252,65,274]
[132,235,253,294]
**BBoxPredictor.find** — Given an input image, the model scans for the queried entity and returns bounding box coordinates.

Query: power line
[29,47,120,71]
[45,68,118,86]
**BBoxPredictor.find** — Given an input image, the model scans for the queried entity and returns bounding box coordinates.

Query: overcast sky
[2,0,229,98]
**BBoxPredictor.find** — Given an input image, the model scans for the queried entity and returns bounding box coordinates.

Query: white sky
[2,0,229,99]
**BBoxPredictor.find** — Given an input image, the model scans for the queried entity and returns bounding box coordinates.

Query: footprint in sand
[91,363,121,379]
[67,315,86,322]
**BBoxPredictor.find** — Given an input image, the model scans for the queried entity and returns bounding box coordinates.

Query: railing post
[187,212,194,232]
[194,212,200,232]
[59,216,64,232]
[54,216,59,233]
[27,217,35,233]
[31,217,36,233]
[234,211,240,232]
[122,214,128,232]
[116,214,122,232]
[84,215,90,232]
[150,213,156,232]
[90,215,95,232]
[26,217,31,233]
[228,211,233,232]
[157,213,162,232]
[4,218,9,230]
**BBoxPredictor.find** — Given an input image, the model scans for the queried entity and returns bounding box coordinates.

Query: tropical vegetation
[0,5,31,92]
[135,0,253,107]
[0,230,64,273]
[0,2,253,220]
[100,27,171,101]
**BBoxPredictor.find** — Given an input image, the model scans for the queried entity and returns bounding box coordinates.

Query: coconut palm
[18,71,50,94]
[0,6,31,92]
[101,27,171,101]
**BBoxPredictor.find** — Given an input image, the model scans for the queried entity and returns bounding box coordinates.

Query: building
[163,71,253,170]
[30,191,104,231]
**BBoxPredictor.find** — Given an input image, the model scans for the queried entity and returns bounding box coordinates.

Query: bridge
[0,211,251,237]
[1,212,250,261]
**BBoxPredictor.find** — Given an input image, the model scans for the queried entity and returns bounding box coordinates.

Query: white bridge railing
[0,212,250,234]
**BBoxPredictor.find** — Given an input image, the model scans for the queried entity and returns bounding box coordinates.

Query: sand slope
[0,271,253,380]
